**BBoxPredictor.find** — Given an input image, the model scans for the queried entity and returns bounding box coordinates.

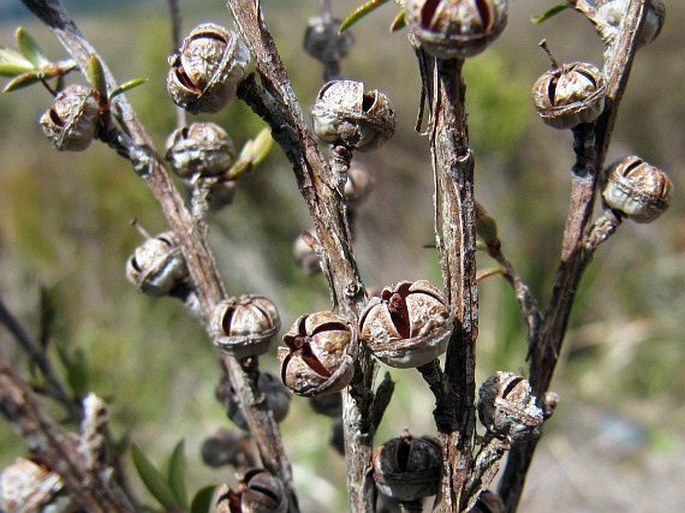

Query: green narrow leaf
[0,48,34,68]
[131,444,182,510]
[86,54,107,98]
[389,8,406,32]
[339,0,392,33]
[109,78,148,100]
[166,440,188,508]
[15,27,49,67]
[531,3,570,25]
[249,128,273,166]
[66,348,90,397]
[475,202,500,250]
[190,485,218,513]
[2,71,41,92]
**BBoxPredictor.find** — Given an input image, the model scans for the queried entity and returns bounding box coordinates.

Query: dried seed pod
[372,430,442,504]
[292,232,321,275]
[279,311,355,397]
[468,490,505,513]
[406,0,508,59]
[602,155,672,223]
[126,231,188,296]
[0,458,74,513]
[532,58,606,129]
[303,15,354,64]
[39,84,99,151]
[478,371,544,445]
[167,23,251,114]
[311,80,395,151]
[215,469,287,513]
[570,0,666,47]
[359,280,452,368]
[165,122,235,179]
[201,428,256,469]
[211,296,280,359]
[344,164,374,208]
[225,372,291,430]
[308,391,342,418]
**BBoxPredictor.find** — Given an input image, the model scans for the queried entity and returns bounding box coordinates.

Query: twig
[421,52,478,512]
[226,3,377,512]
[498,2,652,511]
[0,295,81,422]
[19,0,298,508]
[0,359,135,513]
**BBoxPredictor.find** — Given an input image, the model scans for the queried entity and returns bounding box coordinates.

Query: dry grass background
[0,0,683,511]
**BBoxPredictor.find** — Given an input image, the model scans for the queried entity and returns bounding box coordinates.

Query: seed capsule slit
[502,376,524,398]
[547,76,558,105]
[475,0,492,30]
[575,68,597,87]
[49,109,64,126]
[310,321,347,336]
[221,307,235,335]
[396,438,411,471]
[362,92,376,112]
[622,158,642,176]
[420,0,441,29]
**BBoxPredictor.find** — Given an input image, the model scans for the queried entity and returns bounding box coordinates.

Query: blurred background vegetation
[0,0,683,511]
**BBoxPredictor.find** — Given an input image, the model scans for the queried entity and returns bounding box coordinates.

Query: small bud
[309,391,342,418]
[602,155,672,223]
[211,296,280,359]
[201,428,256,469]
[167,23,251,114]
[311,80,395,152]
[40,84,99,151]
[406,0,508,59]
[292,232,321,275]
[478,371,544,445]
[372,430,442,504]
[165,122,235,179]
[359,280,452,368]
[303,15,354,64]
[126,231,188,296]
[208,178,239,210]
[279,311,355,397]
[344,164,373,208]
[224,372,291,430]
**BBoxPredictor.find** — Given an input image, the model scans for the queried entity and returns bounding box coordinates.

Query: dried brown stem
[498,2,651,511]
[19,0,298,508]
[0,296,81,422]
[421,52,478,512]
[226,2,377,511]
[0,359,134,513]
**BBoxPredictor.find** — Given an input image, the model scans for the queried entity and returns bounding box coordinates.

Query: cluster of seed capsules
[32,0,672,510]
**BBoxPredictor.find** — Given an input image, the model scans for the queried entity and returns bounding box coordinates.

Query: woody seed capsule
[311,80,395,151]
[211,296,280,359]
[532,60,606,129]
[167,23,251,114]
[359,280,452,368]
[602,155,672,223]
[279,311,355,397]
[478,371,544,445]
[406,0,508,59]
[126,231,188,296]
[165,122,235,179]
[40,84,99,151]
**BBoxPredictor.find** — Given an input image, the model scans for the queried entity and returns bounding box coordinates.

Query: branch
[0,359,134,513]
[498,2,652,511]
[226,3,377,511]
[421,53,478,512]
[0,295,81,422]
[19,0,298,507]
